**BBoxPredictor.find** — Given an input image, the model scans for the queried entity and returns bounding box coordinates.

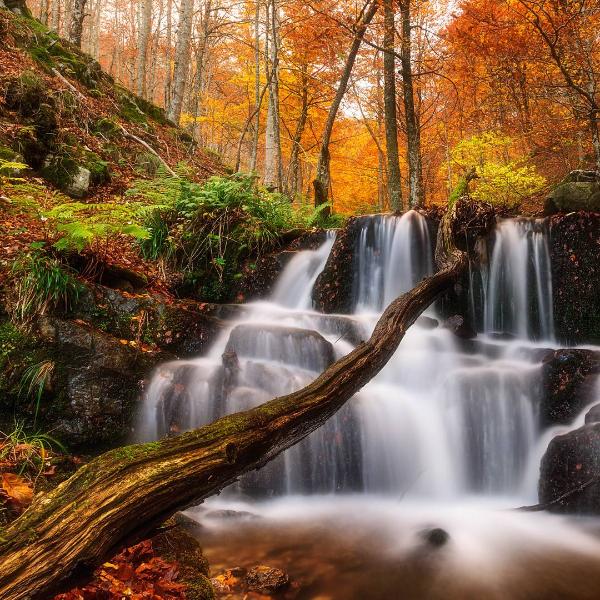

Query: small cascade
[475,219,554,341]
[139,212,558,502]
[271,232,335,309]
[353,211,433,312]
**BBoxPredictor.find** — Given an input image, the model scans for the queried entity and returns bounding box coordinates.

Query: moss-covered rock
[35,317,172,448]
[546,171,600,213]
[153,519,214,600]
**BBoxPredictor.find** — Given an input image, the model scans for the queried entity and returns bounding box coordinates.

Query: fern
[46,201,151,252]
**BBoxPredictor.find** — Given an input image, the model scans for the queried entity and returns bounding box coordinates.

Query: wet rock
[74,284,225,358]
[420,527,450,548]
[313,218,362,314]
[37,317,169,447]
[153,521,214,599]
[246,565,290,594]
[549,212,600,344]
[539,349,600,427]
[416,316,439,330]
[539,423,600,514]
[210,567,247,594]
[225,324,335,372]
[441,315,476,339]
[585,404,600,424]
[204,509,259,521]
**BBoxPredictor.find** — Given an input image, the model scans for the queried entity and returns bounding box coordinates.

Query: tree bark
[250,0,262,173]
[0,200,494,600]
[264,0,283,191]
[167,0,194,124]
[313,0,379,208]
[136,0,153,98]
[383,0,403,213]
[287,66,309,198]
[67,0,86,49]
[399,0,424,208]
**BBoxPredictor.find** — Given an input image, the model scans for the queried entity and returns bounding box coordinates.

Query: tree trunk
[250,0,262,172]
[313,0,379,208]
[399,0,424,208]
[383,0,403,213]
[67,0,86,49]
[264,0,283,191]
[50,0,60,32]
[188,0,213,142]
[590,109,600,171]
[288,66,309,198]
[136,0,153,98]
[0,199,495,600]
[167,0,194,124]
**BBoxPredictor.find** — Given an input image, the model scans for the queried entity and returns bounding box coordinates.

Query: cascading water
[470,218,555,341]
[138,211,557,501]
[136,211,600,598]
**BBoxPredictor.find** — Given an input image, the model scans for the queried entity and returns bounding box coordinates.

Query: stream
[137,211,600,598]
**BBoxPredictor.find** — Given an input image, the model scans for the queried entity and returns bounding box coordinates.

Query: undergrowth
[127,169,343,300]
[10,244,82,323]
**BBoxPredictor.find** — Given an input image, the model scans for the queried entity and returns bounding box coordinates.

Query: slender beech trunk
[167,0,194,124]
[383,0,403,212]
[250,0,262,172]
[288,66,309,198]
[67,0,87,48]
[590,109,600,171]
[399,0,424,208]
[313,0,379,208]
[0,199,495,600]
[190,0,213,142]
[264,0,283,191]
[136,0,153,98]
[50,0,60,31]
[164,0,173,108]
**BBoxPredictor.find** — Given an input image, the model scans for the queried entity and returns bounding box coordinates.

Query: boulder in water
[585,404,600,424]
[539,349,600,427]
[539,423,600,514]
[246,565,290,594]
[419,527,450,548]
[225,323,335,372]
[441,315,476,339]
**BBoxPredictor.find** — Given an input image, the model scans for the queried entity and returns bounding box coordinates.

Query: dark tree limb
[0,199,494,600]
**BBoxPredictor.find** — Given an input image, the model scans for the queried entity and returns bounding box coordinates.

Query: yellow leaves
[1,472,33,508]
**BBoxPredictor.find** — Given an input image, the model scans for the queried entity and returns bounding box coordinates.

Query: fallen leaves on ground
[0,472,33,508]
[54,539,188,600]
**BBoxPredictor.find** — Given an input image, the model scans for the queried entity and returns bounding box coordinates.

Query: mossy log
[0,199,494,600]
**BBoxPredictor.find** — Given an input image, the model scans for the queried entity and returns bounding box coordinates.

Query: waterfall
[479,219,555,341]
[138,213,555,502]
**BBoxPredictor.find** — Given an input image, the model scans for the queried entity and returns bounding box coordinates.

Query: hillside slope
[0,6,224,282]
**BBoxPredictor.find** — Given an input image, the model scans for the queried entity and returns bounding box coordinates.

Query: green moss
[92,117,121,140]
[40,153,79,189]
[0,145,20,161]
[183,575,215,600]
[5,70,46,117]
[83,150,110,186]
[117,89,148,125]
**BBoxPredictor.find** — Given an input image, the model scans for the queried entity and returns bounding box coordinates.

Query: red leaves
[54,540,187,600]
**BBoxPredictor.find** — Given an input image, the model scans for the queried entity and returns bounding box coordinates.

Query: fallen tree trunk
[0,199,494,600]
